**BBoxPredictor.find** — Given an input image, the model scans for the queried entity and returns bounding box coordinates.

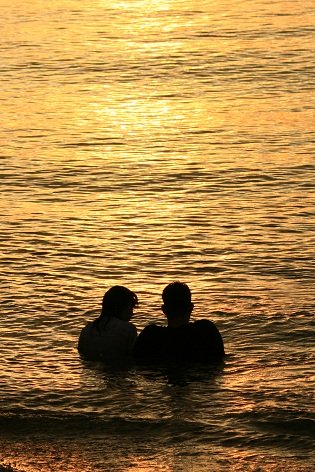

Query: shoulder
[193,319,225,357]
[142,323,162,331]
[127,321,138,336]
[78,321,95,354]
[82,321,94,329]
[138,324,164,337]
[192,319,223,339]
[79,321,94,336]
[191,320,222,333]
[134,324,165,356]
[193,319,219,331]
[110,317,137,336]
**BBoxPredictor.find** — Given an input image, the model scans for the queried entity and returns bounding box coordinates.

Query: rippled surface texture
[1,1,314,471]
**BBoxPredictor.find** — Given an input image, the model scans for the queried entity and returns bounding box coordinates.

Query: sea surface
[1,0,314,471]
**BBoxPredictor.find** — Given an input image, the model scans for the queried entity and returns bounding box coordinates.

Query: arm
[196,319,225,359]
[133,324,159,358]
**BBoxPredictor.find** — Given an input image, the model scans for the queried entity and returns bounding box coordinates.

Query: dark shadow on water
[80,354,225,387]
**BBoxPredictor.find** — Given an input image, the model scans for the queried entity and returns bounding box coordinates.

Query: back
[78,317,137,361]
[134,320,224,362]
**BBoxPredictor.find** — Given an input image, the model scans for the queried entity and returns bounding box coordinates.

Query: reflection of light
[123,455,174,472]
[99,0,171,10]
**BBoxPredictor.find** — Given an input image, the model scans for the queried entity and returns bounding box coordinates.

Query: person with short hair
[134,282,224,362]
[78,286,138,361]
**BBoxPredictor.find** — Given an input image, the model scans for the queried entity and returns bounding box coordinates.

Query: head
[101,285,138,322]
[162,282,194,326]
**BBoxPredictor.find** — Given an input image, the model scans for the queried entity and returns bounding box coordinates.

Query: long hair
[94,286,138,328]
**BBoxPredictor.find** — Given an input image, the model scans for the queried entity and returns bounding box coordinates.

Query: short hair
[162,282,192,315]
[102,286,138,317]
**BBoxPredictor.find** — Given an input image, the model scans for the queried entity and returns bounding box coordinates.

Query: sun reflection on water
[1,1,314,471]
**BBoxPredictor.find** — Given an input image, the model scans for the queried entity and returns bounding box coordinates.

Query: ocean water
[0,0,314,470]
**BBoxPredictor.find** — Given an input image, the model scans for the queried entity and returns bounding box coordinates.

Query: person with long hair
[78,286,138,361]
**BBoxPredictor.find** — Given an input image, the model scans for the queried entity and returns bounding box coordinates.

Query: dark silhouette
[78,286,138,361]
[134,282,224,362]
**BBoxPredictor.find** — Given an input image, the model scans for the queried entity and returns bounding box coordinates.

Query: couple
[78,282,225,363]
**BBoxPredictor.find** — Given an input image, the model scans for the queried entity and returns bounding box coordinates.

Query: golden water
[0,1,314,471]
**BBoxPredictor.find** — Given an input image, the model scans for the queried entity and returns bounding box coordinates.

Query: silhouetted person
[134,282,224,362]
[78,286,138,361]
